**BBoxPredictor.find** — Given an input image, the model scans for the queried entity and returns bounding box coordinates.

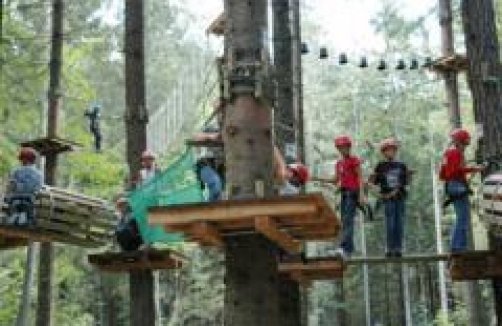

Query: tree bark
[461,0,502,323]
[290,0,305,163]
[124,0,155,325]
[36,1,64,325]
[16,243,37,326]
[439,0,462,128]
[223,0,280,324]
[439,1,486,324]
[272,1,302,325]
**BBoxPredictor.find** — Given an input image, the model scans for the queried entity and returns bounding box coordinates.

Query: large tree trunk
[36,1,64,325]
[290,0,305,162]
[272,0,301,325]
[439,1,486,324]
[461,0,502,323]
[124,0,155,325]
[223,0,280,324]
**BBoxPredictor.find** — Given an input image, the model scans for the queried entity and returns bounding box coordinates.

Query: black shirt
[372,160,409,196]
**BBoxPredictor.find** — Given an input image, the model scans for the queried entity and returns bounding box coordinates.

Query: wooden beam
[88,249,187,273]
[450,251,502,280]
[346,253,450,265]
[255,216,301,254]
[0,225,103,248]
[191,222,224,247]
[149,194,327,227]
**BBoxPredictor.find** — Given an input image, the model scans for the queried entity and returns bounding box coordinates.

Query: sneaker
[334,248,347,260]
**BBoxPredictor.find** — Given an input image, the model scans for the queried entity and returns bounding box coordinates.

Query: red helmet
[141,150,156,160]
[18,147,37,163]
[379,138,399,152]
[450,128,470,144]
[334,135,352,147]
[287,163,310,184]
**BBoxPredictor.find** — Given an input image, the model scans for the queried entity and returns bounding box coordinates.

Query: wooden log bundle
[479,173,502,232]
[0,186,115,248]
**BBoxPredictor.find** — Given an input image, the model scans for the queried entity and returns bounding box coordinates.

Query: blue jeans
[200,166,223,202]
[446,180,470,251]
[340,191,358,254]
[383,198,405,253]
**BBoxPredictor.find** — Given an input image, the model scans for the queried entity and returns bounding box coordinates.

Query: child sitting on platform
[114,197,143,252]
[5,147,43,226]
[139,150,161,185]
[369,138,410,258]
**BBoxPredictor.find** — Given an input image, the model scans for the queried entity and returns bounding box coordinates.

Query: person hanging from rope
[439,128,483,252]
[84,105,102,152]
[138,150,161,186]
[369,138,410,258]
[114,196,143,252]
[5,147,43,226]
[195,147,224,202]
[273,146,310,195]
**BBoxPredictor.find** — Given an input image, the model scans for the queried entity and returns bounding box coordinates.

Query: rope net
[128,148,202,243]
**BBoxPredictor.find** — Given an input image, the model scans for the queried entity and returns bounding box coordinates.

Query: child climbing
[274,146,309,195]
[114,197,143,252]
[369,138,410,257]
[195,148,224,202]
[139,150,161,185]
[333,135,365,258]
[439,128,483,252]
[5,147,43,226]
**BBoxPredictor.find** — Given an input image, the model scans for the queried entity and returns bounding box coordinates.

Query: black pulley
[359,57,368,68]
[301,42,309,55]
[377,59,387,71]
[339,53,348,65]
[319,47,328,59]
[396,59,406,70]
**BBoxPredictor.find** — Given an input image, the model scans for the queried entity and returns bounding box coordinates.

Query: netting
[127,148,203,244]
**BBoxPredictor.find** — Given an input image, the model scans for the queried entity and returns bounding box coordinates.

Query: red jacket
[439,147,477,182]
[335,155,362,190]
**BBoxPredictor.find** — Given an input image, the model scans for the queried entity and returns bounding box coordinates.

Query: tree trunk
[439,0,462,128]
[290,0,305,162]
[461,0,502,323]
[439,1,486,324]
[16,243,37,326]
[124,0,155,325]
[273,0,295,162]
[36,1,64,325]
[223,0,279,324]
[272,1,302,324]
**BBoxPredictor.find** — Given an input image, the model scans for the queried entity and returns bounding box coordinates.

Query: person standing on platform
[439,128,483,252]
[332,135,365,259]
[114,197,143,252]
[195,148,223,202]
[369,138,410,257]
[5,147,43,226]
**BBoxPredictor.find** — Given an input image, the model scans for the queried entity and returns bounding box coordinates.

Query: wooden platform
[186,139,224,148]
[20,137,81,156]
[0,186,115,248]
[149,193,339,254]
[279,257,345,286]
[449,250,502,280]
[428,54,468,73]
[207,12,225,36]
[88,249,187,273]
[347,253,450,265]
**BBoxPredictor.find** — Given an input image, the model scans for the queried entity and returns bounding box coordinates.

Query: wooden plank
[279,258,345,284]
[149,193,329,227]
[0,225,104,247]
[346,253,450,265]
[88,249,186,273]
[35,207,115,230]
[35,220,112,242]
[255,216,301,254]
[190,222,223,247]
[450,251,502,280]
